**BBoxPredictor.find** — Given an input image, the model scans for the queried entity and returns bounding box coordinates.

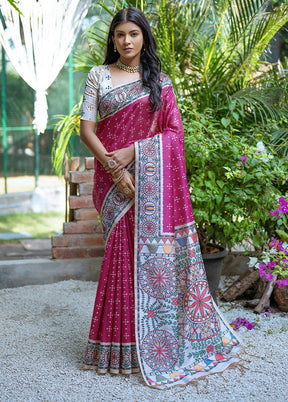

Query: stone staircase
[51,157,105,259]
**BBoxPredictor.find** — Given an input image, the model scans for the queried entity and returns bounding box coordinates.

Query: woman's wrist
[112,168,126,184]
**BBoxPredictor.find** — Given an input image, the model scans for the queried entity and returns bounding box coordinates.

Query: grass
[0,211,64,239]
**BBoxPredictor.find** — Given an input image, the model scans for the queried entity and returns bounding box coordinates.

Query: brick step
[69,195,94,209]
[85,157,95,170]
[63,220,102,234]
[74,208,99,221]
[51,233,104,248]
[79,183,93,196]
[70,171,94,184]
[52,246,105,259]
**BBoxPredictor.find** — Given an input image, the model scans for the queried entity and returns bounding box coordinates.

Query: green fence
[0,47,88,194]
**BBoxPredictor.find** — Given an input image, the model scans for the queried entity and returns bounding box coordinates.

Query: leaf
[221,117,231,128]
[216,180,225,189]
[276,230,288,243]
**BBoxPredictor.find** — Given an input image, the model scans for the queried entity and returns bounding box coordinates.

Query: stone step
[0,257,103,289]
[85,157,95,170]
[51,233,104,248]
[74,208,99,221]
[69,195,94,209]
[63,220,102,234]
[79,183,93,196]
[51,246,104,259]
[70,171,94,184]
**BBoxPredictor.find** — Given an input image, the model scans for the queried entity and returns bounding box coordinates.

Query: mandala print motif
[139,257,177,299]
[141,141,157,157]
[141,329,179,371]
[141,219,158,236]
[184,281,213,323]
[142,181,158,198]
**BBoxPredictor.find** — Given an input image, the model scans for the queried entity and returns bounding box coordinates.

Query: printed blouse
[81,65,113,122]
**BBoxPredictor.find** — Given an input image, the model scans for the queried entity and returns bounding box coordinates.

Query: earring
[114,45,117,53]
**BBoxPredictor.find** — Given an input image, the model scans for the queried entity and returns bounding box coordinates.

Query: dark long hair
[104,7,162,112]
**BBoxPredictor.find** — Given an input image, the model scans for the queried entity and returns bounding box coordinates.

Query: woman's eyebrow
[115,29,140,33]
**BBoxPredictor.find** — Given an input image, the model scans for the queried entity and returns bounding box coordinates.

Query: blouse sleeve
[81,67,99,122]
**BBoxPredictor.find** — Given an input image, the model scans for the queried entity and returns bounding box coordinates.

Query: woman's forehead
[114,21,141,33]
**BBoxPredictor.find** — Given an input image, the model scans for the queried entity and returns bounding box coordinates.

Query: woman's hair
[104,7,162,112]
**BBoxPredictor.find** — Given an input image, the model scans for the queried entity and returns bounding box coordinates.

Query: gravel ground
[0,279,288,402]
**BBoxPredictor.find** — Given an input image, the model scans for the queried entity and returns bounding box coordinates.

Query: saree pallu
[83,74,242,388]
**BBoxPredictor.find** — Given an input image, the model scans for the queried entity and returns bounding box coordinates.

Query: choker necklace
[116,59,140,73]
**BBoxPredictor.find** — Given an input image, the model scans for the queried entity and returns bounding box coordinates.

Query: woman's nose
[123,35,131,44]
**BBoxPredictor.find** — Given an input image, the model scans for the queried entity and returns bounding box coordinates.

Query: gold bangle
[112,168,126,184]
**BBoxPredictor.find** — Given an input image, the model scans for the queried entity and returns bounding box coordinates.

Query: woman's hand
[113,170,135,198]
[105,144,135,175]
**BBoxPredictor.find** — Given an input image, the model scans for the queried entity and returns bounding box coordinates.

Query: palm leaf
[51,104,81,177]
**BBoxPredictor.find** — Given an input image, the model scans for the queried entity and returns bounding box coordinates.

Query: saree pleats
[83,207,139,374]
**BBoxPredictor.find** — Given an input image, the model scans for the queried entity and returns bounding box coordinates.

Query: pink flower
[275,278,288,288]
[265,272,274,282]
[279,197,288,206]
[267,261,276,269]
[231,317,255,331]
[270,208,281,217]
[147,310,155,318]
[270,197,288,216]
[241,156,247,163]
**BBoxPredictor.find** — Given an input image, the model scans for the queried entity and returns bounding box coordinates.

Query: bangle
[112,168,126,184]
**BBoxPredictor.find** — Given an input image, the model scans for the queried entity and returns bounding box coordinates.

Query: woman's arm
[80,119,136,198]
[80,120,109,167]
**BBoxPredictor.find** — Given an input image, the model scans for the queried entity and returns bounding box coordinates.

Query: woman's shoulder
[87,65,109,79]
[159,72,173,88]
[86,65,111,90]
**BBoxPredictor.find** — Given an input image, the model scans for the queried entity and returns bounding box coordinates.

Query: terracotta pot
[273,286,288,312]
[202,246,228,304]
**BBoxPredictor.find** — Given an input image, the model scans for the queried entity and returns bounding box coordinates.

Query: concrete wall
[0,187,65,215]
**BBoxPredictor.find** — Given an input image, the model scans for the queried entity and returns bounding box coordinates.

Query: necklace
[116,59,140,73]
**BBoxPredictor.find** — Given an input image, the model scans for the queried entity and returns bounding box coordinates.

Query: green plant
[52,0,288,175]
[181,103,288,253]
[51,103,81,177]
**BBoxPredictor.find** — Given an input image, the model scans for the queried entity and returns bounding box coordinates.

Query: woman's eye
[131,33,138,37]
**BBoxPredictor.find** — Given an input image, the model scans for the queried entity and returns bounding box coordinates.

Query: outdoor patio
[0,279,287,401]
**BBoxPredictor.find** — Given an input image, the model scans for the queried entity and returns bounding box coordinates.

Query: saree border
[134,134,242,389]
[100,163,135,245]
[98,74,172,121]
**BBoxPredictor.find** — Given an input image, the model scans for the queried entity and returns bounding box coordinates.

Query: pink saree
[83,74,242,388]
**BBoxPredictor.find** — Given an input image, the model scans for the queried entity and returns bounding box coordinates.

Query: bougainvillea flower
[267,261,276,269]
[270,208,281,217]
[231,317,255,330]
[241,156,247,163]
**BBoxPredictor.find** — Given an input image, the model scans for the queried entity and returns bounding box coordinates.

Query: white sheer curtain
[0,0,91,134]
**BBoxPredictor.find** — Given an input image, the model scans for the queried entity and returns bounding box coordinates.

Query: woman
[80,7,241,389]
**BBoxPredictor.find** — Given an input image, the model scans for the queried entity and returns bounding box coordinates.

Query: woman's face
[113,22,144,64]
